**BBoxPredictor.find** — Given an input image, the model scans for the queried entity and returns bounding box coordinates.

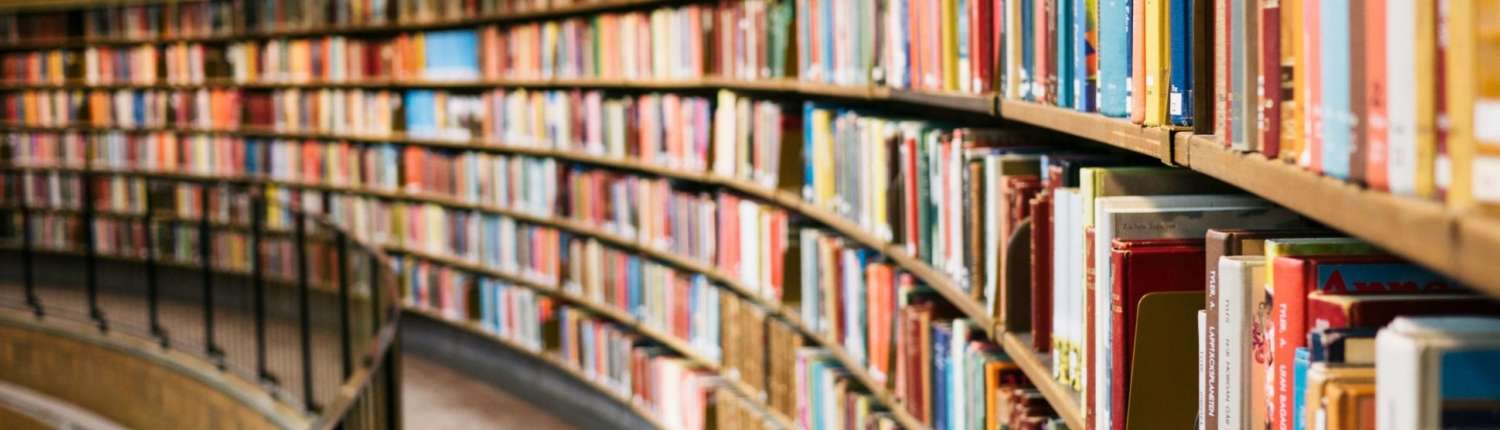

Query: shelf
[0,77,998,115]
[1172,134,1500,297]
[998,100,1178,163]
[0,0,676,48]
[998,332,1083,430]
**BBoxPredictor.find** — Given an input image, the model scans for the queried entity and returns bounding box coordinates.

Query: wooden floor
[401,353,576,430]
[0,280,576,429]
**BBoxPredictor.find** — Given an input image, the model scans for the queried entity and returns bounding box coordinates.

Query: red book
[1363,0,1389,190]
[1307,292,1500,331]
[1029,190,1053,351]
[1109,238,1206,430]
[1270,256,1462,430]
[1258,1,1281,156]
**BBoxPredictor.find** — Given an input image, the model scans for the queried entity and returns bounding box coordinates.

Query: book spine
[1257,0,1280,156]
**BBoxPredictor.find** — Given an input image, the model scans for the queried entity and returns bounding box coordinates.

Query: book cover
[1058,0,1075,109]
[1076,0,1099,112]
[1142,0,1166,126]
[1385,0,1419,195]
[1363,0,1390,190]
[1099,0,1131,117]
[1030,189,1054,351]
[931,321,952,429]
[1108,238,1205,430]
[1257,0,1281,156]
[1348,0,1369,186]
[1217,255,1265,430]
[1320,0,1353,179]
[1166,0,1192,126]
[1129,0,1146,123]
[1215,0,1231,145]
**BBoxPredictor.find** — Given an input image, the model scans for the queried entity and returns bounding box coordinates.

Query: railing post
[252,184,275,387]
[337,230,352,379]
[143,180,167,347]
[384,334,402,430]
[17,172,42,318]
[200,181,224,366]
[295,211,318,412]
[81,160,106,332]
[369,252,382,341]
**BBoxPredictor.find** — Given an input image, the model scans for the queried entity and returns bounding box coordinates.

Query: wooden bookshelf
[0,0,679,49]
[998,99,1178,162]
[999,332,1084,430]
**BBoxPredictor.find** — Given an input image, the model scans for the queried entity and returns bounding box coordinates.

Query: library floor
[402,353,576,430]
[0,281,575,429]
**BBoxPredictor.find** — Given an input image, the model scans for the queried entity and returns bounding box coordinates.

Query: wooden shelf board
[999,332,1084,430]
[999,100,1173,161]
[1176,134,1471,287]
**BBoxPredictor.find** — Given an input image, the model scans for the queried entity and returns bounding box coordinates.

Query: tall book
[1099,0,1131,117]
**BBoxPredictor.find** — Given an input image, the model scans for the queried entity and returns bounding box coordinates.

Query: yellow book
[942,0,959,91]
[1144,0,1167,126]
[872,119,890,241]
[1323,381,1376,430]
[1281,0,1302,162]
[812,108,835,208]
[1449,0,1500,211]
[1415,1,1438,197]
[1477,1,1500,212]
[1447,0,1478,208]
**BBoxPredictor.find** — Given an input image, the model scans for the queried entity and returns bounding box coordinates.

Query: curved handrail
[0,165,404,430]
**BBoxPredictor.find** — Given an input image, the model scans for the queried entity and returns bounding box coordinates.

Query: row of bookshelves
[8,102,1498,430]
[9,116,1496,302]
[1,158,1031,429]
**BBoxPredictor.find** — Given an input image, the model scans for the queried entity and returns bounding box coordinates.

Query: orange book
[1364,0,1390,189]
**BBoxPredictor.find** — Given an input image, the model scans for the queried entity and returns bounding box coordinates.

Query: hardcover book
[1377,316,1500,429]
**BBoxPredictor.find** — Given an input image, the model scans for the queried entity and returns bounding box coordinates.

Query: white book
[1092,195,1304,430]
[1218,255,1265,430]
[1067,188,1087,390]
[1376,316,1500,430]
[1051,187,1077,379]
[1386,0,1418,196]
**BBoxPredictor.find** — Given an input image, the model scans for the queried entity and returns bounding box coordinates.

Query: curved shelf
[0,77,996,115]
[4,161,943,428]
[0,0,676,49]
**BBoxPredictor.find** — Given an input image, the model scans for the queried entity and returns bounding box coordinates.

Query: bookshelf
[3,0,1497,429]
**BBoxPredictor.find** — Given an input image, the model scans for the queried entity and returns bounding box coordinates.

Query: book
[1107,238,1205,430]
[1376,316,1500,429]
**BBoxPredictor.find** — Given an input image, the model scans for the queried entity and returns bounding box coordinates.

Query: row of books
[1,89,243,129]
[795,226,1064,428]
[2,157,1081,429]
[1217,0,1499,211]
[0,2,234,43]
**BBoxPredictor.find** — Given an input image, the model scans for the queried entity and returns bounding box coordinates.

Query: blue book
[1020,0,1035,101]
[405,90,438,136]
[133,91,146,125]
[931,323,953,430]
[1074,0,1097,111]
[802,102,817,200]
[1098,0,1131,116]
[1167,0,1193,126]
[1293,347,1310,430]
[1320,0,1352,179]
[819,0,833,83]
[1440,349,1500,427]
[422,30,479,80]
[628,255,642,319]
[1057,0,1075,108]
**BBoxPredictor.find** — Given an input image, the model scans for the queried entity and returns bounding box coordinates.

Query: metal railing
[0,164,402,430]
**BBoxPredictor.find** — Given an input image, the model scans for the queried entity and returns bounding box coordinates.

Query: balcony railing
[0,163,403,430]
